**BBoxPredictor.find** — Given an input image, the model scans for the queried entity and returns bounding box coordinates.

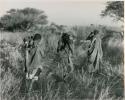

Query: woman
[57,32,74,72]
[25,34,43,80]
[20,34,44,93]
[86,30,103,73]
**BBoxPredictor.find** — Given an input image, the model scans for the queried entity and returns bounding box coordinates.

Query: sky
[0,0,123,26]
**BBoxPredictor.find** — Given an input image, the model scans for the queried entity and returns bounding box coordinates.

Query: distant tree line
[0,8,48,32]
[0,1,124,32]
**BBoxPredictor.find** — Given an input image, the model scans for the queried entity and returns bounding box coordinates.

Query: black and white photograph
[0,0,124,100]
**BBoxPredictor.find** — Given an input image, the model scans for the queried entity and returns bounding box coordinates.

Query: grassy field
[0,25,124,100]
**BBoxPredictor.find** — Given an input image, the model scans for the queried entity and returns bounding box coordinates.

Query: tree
[101,1,124,21]
[49,23,66,34]
[0,8,48,32]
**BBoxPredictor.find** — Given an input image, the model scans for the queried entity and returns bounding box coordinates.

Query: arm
[88,39,96,55]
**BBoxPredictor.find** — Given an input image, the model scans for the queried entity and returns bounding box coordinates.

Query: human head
[33,34,41,44]
[86,32,94,41]
[33,34,41,41]
[93,29,99,35]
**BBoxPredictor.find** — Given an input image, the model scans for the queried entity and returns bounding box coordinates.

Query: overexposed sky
[0,0,123,26]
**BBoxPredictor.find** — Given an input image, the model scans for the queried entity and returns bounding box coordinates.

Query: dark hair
[93,29,99,35]
[86,32,94,40]
[33,34,41,41]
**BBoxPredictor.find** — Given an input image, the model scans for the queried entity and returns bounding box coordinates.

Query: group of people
[21,29,103,91]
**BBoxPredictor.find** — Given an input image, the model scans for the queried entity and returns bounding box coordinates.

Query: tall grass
[0,25,124,100]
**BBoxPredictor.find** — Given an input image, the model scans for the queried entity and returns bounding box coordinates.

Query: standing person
[26,34,43,79]
[86,30,103,73]
[22,33,44,92]
[57,32,74,72]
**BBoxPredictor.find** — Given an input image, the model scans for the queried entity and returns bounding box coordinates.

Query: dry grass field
[0,25,124,100]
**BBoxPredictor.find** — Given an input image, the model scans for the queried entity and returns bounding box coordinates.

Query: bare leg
[68,54,74,72]
[28,66,42,92]
[64,48,74,72]
[29,79,35,92]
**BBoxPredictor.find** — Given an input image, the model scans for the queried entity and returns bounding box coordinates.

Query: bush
[0,8,48,32]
